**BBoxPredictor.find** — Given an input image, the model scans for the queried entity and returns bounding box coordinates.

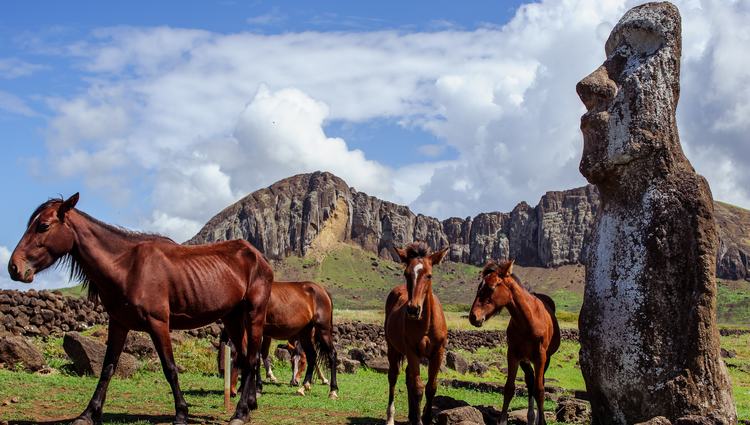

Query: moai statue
[576,2,736,424]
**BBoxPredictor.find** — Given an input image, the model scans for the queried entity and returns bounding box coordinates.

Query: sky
[1,0,749,290]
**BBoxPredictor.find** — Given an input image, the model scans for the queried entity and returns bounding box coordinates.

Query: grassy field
[1,318,749,424]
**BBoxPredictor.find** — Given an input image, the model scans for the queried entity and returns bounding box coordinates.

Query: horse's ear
[58,192,79,221]
[430,246,450,265]
[394,246,409,264]
[500,258,515,277]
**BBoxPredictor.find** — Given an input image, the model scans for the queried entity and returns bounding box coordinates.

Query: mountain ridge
[188,171,749,281]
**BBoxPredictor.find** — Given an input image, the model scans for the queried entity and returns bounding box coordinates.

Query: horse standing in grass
[7,194,273,425]
[469,259,560,425]
[384,242,449,425]
[219,280,338,399]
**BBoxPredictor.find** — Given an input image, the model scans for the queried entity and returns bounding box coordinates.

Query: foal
[385,242,449,425]
[469,259,560,425]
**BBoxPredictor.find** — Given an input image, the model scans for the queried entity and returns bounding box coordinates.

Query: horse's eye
[37,222,50,233]
[426,274,432,280]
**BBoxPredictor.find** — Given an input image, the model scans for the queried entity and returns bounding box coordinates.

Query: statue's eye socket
[37,222,49,233]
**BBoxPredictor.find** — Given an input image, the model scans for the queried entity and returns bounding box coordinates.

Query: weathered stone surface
[445,351,468,374]
[0,336,46,371]
[636,417,672,425]
[437,406,485,425]
[363,356,389,373]
[577,3,736,423]
[555,396,591,424]
[63,332,138,378]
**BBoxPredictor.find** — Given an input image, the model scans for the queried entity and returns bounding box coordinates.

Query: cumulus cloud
[0,57,44,79]
[35,0,750,242]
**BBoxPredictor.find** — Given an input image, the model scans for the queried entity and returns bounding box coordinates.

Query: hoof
[71,418,94,425]
[328,390,338,400]
[228,419,247,425]
[173,422,188,425]
[321,378,330,385]
[296,387,306,396]
[304,382,311,391]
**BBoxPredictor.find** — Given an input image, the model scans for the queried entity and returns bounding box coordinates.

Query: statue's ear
[394,247,409,264]
[58,192,80,221]
[429,247,450,266]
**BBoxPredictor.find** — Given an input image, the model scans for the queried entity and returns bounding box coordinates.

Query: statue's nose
[577,65,617,110]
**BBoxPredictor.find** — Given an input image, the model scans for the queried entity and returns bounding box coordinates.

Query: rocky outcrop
[188,171,748,280]
[577,3,735,424]
[63,331,138,378]
[0,336,46,371]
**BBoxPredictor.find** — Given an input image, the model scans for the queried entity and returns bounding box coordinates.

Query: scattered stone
[555,396,590,424]
[437,406,484,425]
[124,332,156,359]
[445,351,468,374]
[577,2,736,422]
[0,335,47,371]
[508,409,555,424]
[636,417,672,425]
[63,332,138,378]
[468,360,488,376]
[10,396,19,403]
[674,416,715,425]
[348,347,368,364]
[720,348,737,359]
[341,357,360,374]
[274,346,291,363]
[363,356,389,373]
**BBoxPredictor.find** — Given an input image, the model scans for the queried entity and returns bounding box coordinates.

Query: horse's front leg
[422,347,444,425]
[498,354,520,425]
[533,354,548,425]
[520,361,536,425]
[72,321,129,425]
[260,337,277,383]
[405,354,424,425]
[148,319,188,425]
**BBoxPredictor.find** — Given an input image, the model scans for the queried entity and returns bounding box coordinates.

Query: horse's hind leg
[148,319,189,425]
[520,361,536,425]
[533,354,548,425]
[498,354,519,425]
[261,337,277,383]
[72,321,129,425]
[385,344,403,425]
[316,323,338,398]
[297,330,317,395]
[230,299,267,425]
[421,346,444,425]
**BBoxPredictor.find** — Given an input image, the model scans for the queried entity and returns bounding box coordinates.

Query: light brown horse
[7,194,273,425]
[469,259,560,425]
[219,280,338,399]
[385,242,449,425]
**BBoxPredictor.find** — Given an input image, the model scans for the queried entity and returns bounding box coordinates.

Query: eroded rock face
[577,3,735,424]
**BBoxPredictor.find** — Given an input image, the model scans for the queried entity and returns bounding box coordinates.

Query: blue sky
[2,0,749,290]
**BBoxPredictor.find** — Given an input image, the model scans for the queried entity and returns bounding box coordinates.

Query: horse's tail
[313,286,336,372]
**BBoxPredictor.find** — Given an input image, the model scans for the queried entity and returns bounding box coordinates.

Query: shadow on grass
[10,412,220,425]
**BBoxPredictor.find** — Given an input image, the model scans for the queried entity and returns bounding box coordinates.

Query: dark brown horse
[469,259,560,425]
[7,194,273,425]
[385,242,449,425]
[219,280,338,399]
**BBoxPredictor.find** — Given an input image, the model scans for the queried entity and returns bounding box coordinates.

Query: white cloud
[0,57,44,79]
[34,0,750,242]
[0,90,36,116]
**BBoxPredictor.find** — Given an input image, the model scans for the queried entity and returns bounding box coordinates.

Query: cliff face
[188,171,749,280]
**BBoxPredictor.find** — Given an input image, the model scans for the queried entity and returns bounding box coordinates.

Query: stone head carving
[577,2,683,189]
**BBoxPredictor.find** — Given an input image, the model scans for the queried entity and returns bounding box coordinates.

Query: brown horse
[385,242,449,425]
[469,259,560,425]
[7,194,273,425]
[219,280,338,399]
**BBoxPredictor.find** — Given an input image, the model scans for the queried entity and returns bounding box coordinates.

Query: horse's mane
[403,241,432,259]
[29,198,175,302]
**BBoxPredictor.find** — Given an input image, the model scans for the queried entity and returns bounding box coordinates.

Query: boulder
[555,397,590,424]
[124,332,156,359]
[445,351,468,374]
[576,2,736,423]
[636,417,672,425]
[363,356,389,373]
[341,357,360,374]
[0,336,46,371]
[274,346,291,363]
[63,332,138,378]
[437,406,484,425]
[468,360,488,376]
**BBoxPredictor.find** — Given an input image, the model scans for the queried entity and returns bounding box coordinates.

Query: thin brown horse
[469,259,560,425]
[7,194,273,425]
[219,280,338,399]
[385,242,449,425]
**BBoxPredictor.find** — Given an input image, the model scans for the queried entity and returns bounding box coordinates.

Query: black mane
[28,197,174,302]
[403,241,431,259]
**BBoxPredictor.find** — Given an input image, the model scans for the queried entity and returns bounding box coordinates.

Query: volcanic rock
[0,336,46,371]
[63,332,138,378]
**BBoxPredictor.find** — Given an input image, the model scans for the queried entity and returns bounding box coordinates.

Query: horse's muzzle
[8,260,32,283]
[469,312,484,328]
[406,305,422,320]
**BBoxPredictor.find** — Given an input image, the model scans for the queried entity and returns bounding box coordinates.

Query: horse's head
[8,193,79,283]
[469,259,515,327]
[394,242,449,320]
